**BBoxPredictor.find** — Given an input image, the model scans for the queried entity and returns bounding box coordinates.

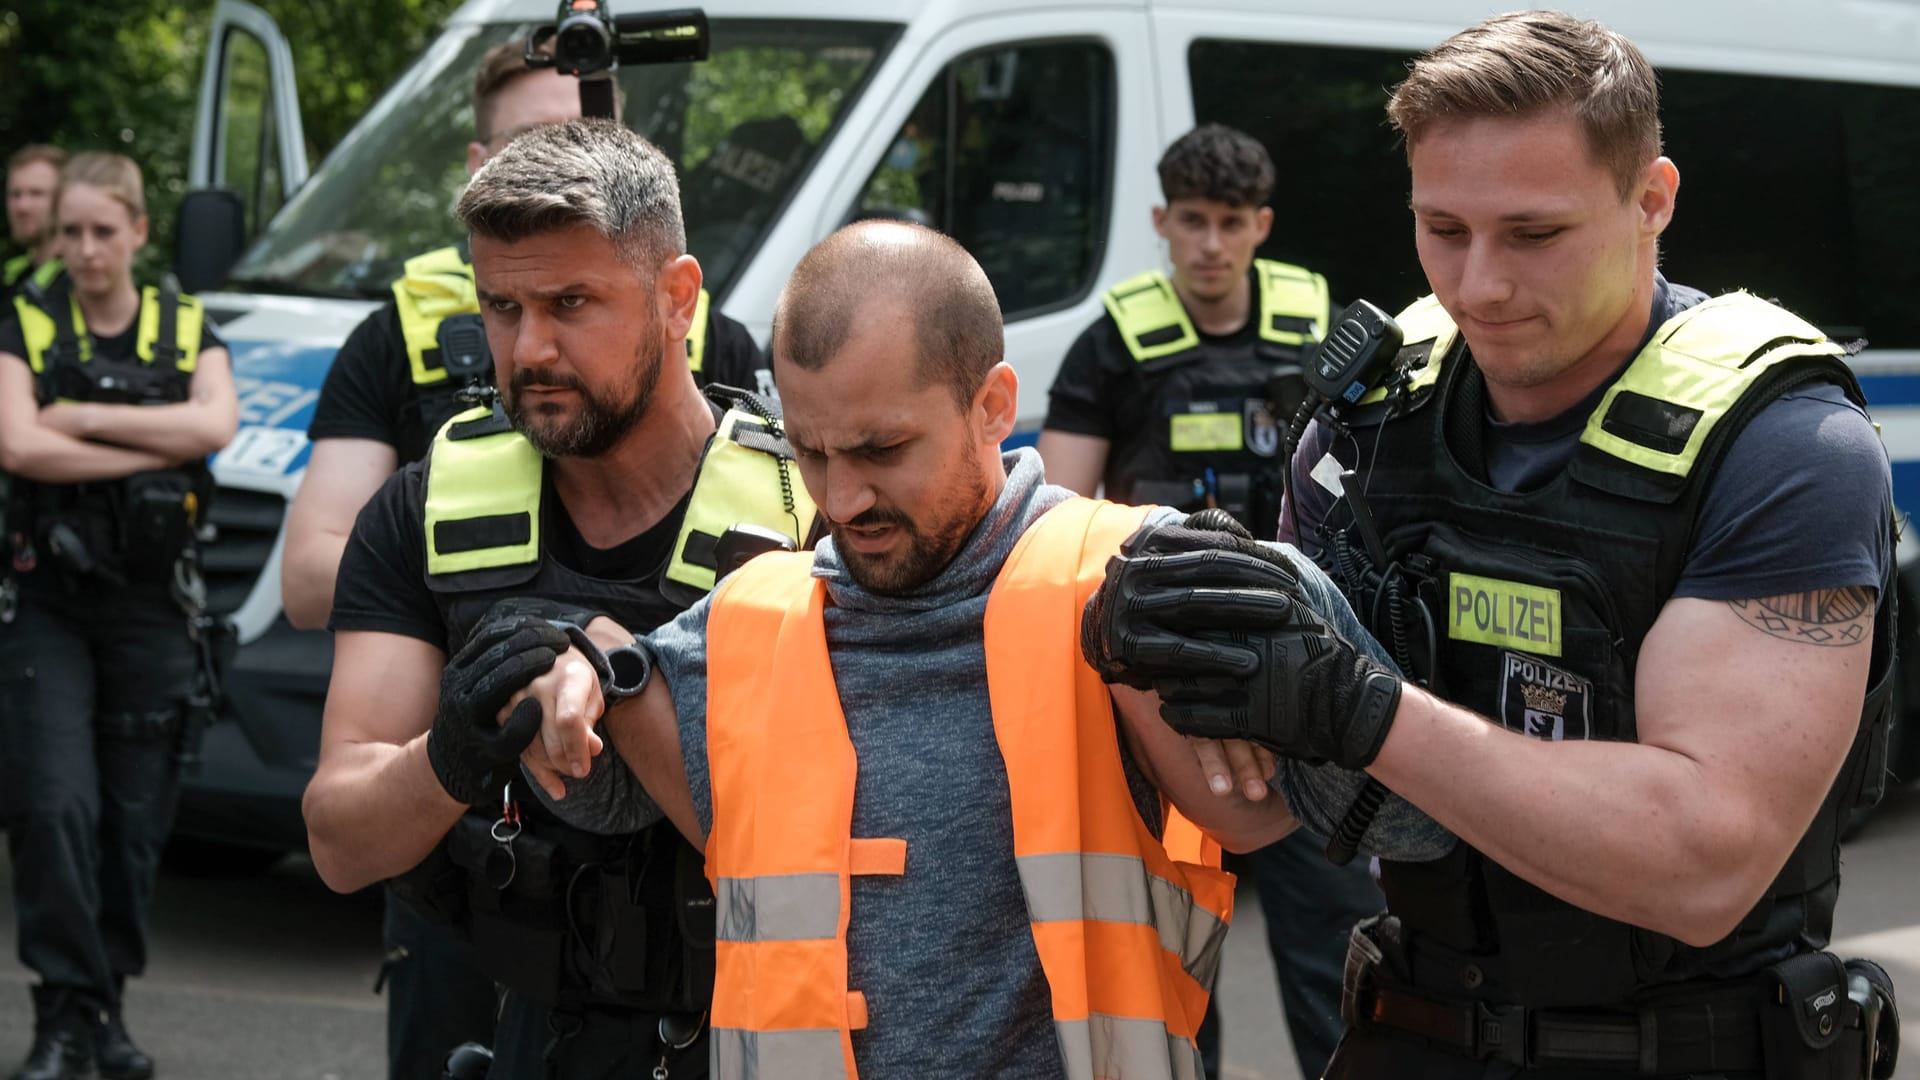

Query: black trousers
[383,892,500,1080]
[0,581,195,1017]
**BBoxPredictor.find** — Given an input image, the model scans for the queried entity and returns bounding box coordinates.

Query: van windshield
[228,19,898,300]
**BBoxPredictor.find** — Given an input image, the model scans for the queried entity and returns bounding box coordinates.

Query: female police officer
[0,152,238,1080]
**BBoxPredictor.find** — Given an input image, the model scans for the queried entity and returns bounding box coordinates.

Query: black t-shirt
[328,455,692,649]
[1280,279,1892,602]
[307,301,769,466]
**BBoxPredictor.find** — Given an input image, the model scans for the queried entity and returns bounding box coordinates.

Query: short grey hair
[455,118,685,270]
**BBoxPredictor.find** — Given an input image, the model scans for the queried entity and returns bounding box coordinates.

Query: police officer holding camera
[0,152,239,1080]
[1086,11,1902,1078]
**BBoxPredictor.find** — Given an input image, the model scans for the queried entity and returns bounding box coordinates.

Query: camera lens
[556,18,610,74]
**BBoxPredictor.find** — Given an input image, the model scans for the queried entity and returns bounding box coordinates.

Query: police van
[175,0,1920,860]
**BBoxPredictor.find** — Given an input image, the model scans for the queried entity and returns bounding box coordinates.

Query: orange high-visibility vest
[703,497,1236,1080]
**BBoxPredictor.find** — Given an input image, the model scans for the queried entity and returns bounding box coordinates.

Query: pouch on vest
[1761,951,1863,1080]
[117,469,205,583]
[447,812,570,1003]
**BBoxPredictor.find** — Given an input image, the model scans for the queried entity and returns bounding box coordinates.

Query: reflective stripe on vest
[704,497,1233,1079]
[1253,259,1330,347]
[424,393,806,581]
[1362,291,1845,480]
[661,401,817,603]
[422,406,544,576]
[1103,260,1330,363]
[13,284,203,376]
[392,246,477,387]
[5,256,64,294]
[1582,291,1845,477]
[688,287,711,374]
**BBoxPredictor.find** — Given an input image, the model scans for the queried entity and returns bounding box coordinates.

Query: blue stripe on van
[1857,375,1920,408]
[1894,462,1920,519]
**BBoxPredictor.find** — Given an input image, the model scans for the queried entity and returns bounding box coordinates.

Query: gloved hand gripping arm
[1083,522,1402,771]
[426,613,571,807]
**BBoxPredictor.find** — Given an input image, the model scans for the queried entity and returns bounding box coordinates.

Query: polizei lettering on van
[1447,573,1562,658]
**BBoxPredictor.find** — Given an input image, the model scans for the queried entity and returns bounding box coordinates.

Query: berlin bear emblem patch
[1497,650,1592,741]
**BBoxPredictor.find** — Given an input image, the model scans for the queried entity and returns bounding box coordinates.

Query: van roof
[449,0,1918,86]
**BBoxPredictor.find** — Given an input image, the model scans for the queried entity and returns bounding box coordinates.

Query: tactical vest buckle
[1475,1000,1529,1066]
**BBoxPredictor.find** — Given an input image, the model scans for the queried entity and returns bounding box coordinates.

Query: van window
[1187,40,1424,315]
[218,27,286,237]
[855,41,1115,318]
[1659,70,1920,350]
[1190,39,1920,350]
[226,19,898,300]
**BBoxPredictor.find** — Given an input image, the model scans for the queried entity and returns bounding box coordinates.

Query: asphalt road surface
[1,782,1915,1079]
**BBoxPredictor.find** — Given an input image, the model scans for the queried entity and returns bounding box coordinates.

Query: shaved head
[772,222,1003,409]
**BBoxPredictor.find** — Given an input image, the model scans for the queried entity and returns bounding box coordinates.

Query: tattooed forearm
[1726,587,1874,647]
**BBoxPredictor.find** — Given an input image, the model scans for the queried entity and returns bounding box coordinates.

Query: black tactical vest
[1317,293,1897,1007]
[401,388,816,1013]
[1099,261,1330,539]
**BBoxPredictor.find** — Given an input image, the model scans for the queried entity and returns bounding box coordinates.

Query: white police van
[176,0,1920,860]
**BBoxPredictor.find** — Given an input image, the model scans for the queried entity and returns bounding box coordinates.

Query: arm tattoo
[1726,587,1874,647]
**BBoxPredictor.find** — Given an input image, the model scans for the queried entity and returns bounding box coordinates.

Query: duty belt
[1342,916,1892,1075]
[1355,979,1766,1072]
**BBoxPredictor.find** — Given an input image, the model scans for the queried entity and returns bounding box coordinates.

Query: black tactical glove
[426,614,571,806]
[1081,515,1307,689]
[1083,525,1401,769]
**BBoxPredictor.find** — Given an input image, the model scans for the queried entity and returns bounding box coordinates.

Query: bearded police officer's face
[7,160,59,248]
[1152,197,1273,305]
[56,183,147,298]
[473,223,666,458]
[779,300,1015,596]
[1409,109,1676,408]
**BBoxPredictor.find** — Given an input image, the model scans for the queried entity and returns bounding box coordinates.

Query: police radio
[1279,300,1406,511]
[436,314,496,406]
[1281,300,1412,868]
[525,3,711,120]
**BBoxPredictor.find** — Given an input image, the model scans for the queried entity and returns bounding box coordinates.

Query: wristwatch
[550,621,654,704]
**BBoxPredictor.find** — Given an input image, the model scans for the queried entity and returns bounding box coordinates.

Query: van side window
[1659,70,1920,350]
[219,26,287,238]
[1190,39,1920,351]
[855,41,1116,318]
[1188,39,1423,313]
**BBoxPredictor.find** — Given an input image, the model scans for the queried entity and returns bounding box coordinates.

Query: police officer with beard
[281,42,769,1080]
[304,120,813,1079]
[3,145,66,305]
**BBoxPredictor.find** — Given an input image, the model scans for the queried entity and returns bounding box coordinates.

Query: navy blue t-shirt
[1281,278,1892,603]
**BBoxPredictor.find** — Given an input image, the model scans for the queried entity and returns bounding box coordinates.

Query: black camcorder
[526,3,710,118]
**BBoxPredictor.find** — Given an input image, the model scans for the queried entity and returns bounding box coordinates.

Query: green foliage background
[0,0,462,279]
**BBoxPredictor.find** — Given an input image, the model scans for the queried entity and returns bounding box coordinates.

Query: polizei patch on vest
[1497,651,1592,741]
[1446,573,1562,657]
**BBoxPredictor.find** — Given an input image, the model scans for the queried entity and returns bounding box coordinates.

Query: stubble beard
[508,332,665,459]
